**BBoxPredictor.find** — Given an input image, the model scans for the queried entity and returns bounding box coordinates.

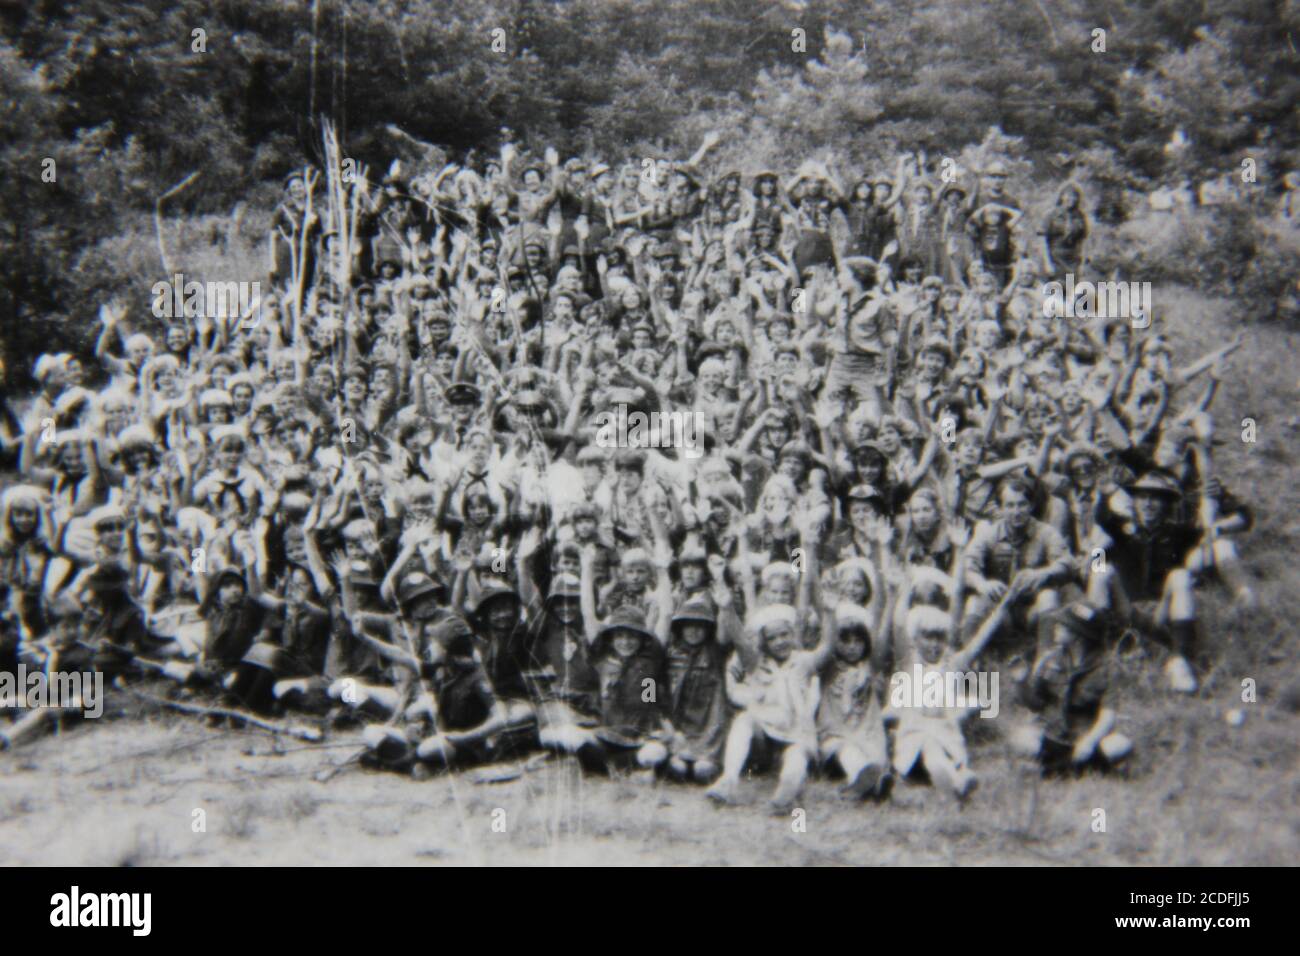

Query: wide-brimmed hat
[846,483,885,504]
[88,504,128,529]
[1061,442,1105,469]
[444,382,482,405]
[546,573,582,604]
[115,424,158,451]
[85,562,132,593]
[397,571,446,617]
[1124,470,1182,500]
[426,615,475,655]
[594,604,656,649]
[850,441,887,461]
[671,597,717,628]
[467,578,521,617]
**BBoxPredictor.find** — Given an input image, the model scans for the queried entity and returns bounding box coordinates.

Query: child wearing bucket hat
[512,536,606,759]
[586,603,670,775]
[663,577,741,783]
[353,611,511,768]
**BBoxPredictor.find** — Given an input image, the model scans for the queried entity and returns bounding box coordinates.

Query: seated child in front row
[887,592,1011,801]
[817,602,892,800]
[1010,600,1133,772]
[707,601,835,812]
[663,567,743,783]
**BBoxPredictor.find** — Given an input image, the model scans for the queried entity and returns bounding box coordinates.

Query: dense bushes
[1,0,1298,383]
[1092,203,1300,328]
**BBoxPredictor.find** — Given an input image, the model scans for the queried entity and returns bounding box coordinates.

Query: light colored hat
[748,602,799,637]
[33,353,68,382]
[760,561,796,586]
[906,604,953,639]
[835,602,871,630]
[175,506,216,541]
[341,518,374,542]
[88,503,127,528]
[620,546,652,569]
[200,388,233,408]
[2,484,48,509]
[209,424,246,445]
[116,424,157,449]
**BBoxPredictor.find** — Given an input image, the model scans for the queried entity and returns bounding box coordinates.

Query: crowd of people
[0,134,1256,809]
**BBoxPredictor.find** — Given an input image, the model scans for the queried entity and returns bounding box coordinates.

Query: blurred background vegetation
[2,0,1298,384]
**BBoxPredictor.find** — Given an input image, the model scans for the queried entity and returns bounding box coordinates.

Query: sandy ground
[0,679,1294,866]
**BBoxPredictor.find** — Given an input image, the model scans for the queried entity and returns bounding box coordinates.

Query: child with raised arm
[708,515,832,811]
[663,557,740,783]
[816,572,894,801]
[887,584,1011,800]
[579,527,674,776]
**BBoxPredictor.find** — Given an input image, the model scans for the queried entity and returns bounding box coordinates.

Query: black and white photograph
[0,0,1295,890]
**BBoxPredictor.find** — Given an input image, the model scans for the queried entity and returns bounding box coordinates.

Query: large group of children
[0,136,1255,809]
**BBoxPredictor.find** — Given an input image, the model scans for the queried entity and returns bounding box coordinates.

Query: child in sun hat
[663,572,742,783]
[573,526,675,768]
[585,604,670,775]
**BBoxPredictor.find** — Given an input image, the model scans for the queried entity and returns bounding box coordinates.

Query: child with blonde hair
[708,516,829,810]
[887,595,1009,799]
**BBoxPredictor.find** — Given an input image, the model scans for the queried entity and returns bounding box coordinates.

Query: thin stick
[155,171,202,274]
[315,745,369,782]
[121,683,322,742]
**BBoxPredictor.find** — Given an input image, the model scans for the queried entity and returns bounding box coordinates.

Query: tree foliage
[2,0,1296,377]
